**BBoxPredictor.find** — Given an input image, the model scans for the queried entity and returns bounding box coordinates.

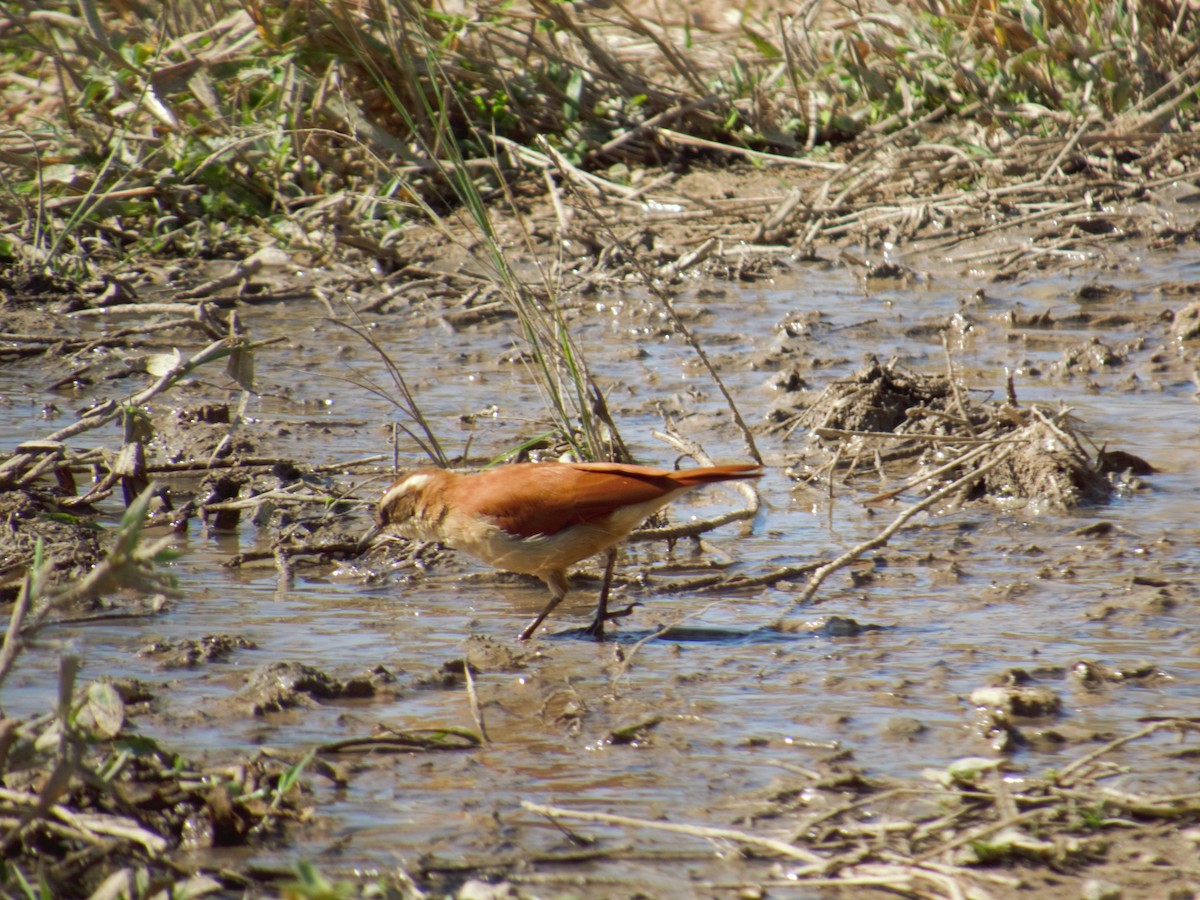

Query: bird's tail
[667,463,762,487]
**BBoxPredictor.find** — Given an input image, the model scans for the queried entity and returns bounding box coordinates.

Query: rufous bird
[376,460,762,639]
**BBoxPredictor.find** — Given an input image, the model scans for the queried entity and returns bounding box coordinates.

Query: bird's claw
[603,602,641,622]
[583,602,642,640]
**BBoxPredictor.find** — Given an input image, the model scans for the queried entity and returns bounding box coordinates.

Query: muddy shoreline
[5,133,1200,899]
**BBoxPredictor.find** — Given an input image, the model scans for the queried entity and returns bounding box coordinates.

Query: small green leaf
[276,748,316,796]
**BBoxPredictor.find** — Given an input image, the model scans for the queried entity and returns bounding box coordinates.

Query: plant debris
[780,358,1152,511]
[3,0,1200,896]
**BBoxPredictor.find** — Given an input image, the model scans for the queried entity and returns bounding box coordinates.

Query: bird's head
[376,468,452,540]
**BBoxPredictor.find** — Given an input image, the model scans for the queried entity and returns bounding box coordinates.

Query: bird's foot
[582,602,642,640]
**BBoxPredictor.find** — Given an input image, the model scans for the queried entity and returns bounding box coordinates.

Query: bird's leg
[583,548,641,640]
[519,570,569,640]
[581,548,618,640]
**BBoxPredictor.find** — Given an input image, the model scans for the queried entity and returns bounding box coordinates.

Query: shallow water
[3,243,1200,881]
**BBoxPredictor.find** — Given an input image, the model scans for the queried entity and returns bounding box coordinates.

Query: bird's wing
[459,463,680,538]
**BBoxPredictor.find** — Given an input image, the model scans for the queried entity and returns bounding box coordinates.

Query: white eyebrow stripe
[379,473,433,510]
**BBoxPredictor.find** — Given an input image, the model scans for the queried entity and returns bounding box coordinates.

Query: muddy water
[4,248,1200,880]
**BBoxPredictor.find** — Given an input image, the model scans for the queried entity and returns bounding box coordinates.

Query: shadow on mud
[543,619,888,645]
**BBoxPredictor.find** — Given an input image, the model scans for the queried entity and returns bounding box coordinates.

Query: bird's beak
[355,522,381,555]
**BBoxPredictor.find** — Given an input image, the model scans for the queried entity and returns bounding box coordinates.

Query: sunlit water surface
[3,243,1199,877]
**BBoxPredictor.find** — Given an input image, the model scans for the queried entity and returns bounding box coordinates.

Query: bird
[375,460,762,640]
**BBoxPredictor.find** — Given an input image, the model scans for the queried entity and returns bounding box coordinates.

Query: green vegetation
[2,0,1195,277]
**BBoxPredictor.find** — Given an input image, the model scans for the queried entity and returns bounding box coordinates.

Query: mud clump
[1070,283,1133,305]
[140,633,258,669]
[0,267,88,312]
[777,359,954,435]
[780,359,1152,511]
[971,682,1064,752]
[1170,300,1200,343]
[982,416,1112,510]
[155,403,256,463]
[241,661,383,715]
[0,489,106,604]
[1051,338,1125,376]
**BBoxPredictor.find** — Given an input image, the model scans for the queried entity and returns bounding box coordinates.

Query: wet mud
[4,169,1200,897]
